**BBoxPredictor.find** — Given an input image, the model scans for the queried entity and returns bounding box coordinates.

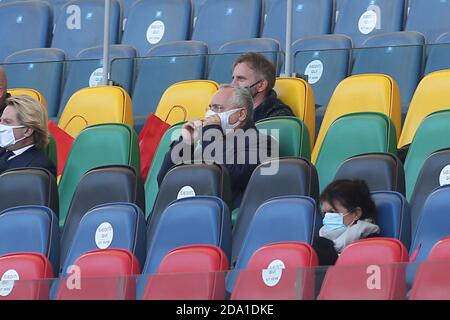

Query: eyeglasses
[208,104,236,113]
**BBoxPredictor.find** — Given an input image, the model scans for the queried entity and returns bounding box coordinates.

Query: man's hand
[202,114,221,127]
[181,119,203,144]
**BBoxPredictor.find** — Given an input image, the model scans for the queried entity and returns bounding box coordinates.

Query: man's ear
[238,108,247,122]
[256,79,269,93]
[24,127,34,138]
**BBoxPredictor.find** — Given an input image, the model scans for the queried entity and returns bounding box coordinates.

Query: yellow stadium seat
[311,74,401,163]
[58,86,133,138]
[398,69,450,148]
[155,80,218,125]
[8,88,48,110]
[274,77,315,148]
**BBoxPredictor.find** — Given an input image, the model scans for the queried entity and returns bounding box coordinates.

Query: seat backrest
[292,34,352,109]
[142,245,228,300]
[56,249,140,300]
[315,112,397,191]
[232,158,319,263]
[0,1,51,62]
[0,168,58,217]
[333,0,405,47]
[352,31,425,107]
[263,0,333,49]
[60,165,145,267]
[58,123,140,227]
[58,86,134,138]
[227,196,319,294]
[334,153,405,195]
[427,237,450,261]
[273,77,315,147]
[0,206,59,274]
[8,88,47,109]
[399,70,450,148]
[191,0,262,53]
[319,238,408,300]
[255,116,311,159]
[154,80,218,126]
[121,0,192,56]
[51,0,121,59]
[424,32,450,75]
[4,48,65,117]
[0,253,53,300]
[312,74,401,162]
[61,203,146,276]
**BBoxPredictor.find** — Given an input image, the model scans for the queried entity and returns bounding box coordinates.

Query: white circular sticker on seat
[358,10,377,34]
[89,67,103,87]
[0,269,19,297]
[147,20,165,44]
[95,222,114,249]
[304,60,323,84]
[177,186,196,199]
[439,165,450,186]
[262,259,285,287]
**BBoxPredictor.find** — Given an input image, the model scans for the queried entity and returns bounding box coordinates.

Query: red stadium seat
[0,253,53,300]
[319,238,408,300]
[231,242,318,300]
[56,249,140,300]
[142,245,228,300]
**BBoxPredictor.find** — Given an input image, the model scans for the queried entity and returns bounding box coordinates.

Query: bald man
[0,66,10,115]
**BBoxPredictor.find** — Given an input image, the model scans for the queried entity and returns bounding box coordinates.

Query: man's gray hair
[219,84,253,123]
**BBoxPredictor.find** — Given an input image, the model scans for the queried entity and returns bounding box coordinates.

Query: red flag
[48,120,74,176]
[139,113,170,181]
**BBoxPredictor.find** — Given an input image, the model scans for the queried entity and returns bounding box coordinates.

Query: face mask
[0,124,25,148]
[246,80,262,98]
[322,212,350,231]
[205,108,242,130]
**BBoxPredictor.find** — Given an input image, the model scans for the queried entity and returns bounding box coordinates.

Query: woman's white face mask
[0,124,26,148]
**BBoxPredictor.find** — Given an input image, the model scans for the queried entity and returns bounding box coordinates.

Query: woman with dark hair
[313,179,380,265]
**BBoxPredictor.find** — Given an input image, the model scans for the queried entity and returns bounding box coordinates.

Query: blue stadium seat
[372,191,411,250]
[333,0,405,47]
[226,196,319,293]
[208,38,281,84]
[352,31,424,111]
[119,0,137,29]
[262,0,333,50]
[58,44,136,118]
[192,0,206,22]
[0,205,59,274]
[132,40,208,130]
[4,48,66,117]
[424,32,450,75]
[192,0,262,53]
[0,1,52,62]
[46,0,68,28]
[405,0,450,44]
[121,0,192,57]
[52,0,121,59]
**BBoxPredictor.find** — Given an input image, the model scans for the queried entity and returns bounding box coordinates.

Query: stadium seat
[314,112,397,191]
[119,0,136,29]
[333,0,405,47]
[154,80,218,126]
[132,41,208,130]
[231,242,318,300]
[192,0,262,53]
[255,116,311,159]
[4,48,65,117]
[121,0,192,56]
[0,253,53,300]
[318,238,408,300]
[0,206,59,274]
[0,1,52,62]
[292,34,352,113]
[273,77,315,147]
[352,32,425,110]
[56,249,140,300]
[142,245,228,300]
[372,191,411,250]
[207,38,281,85]
[51,0,121,59]
[262,0,333,50]
[60,165,145,267]
[227,196,319,294]
[58,86,134,138]
[405,0,450,44]
[312,74,401,162]
[232,158,319,265]
[58,123,140,227]
[0,168,58,217]
[424,32,450,75]
[60,203,146,277]
[8,88,47,108]
[192,0,206,21]
[334,153,405,195]
[59,45,136,115]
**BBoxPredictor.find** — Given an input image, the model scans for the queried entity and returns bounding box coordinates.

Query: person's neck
[252,92,268,109]
[7,138,34,151]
